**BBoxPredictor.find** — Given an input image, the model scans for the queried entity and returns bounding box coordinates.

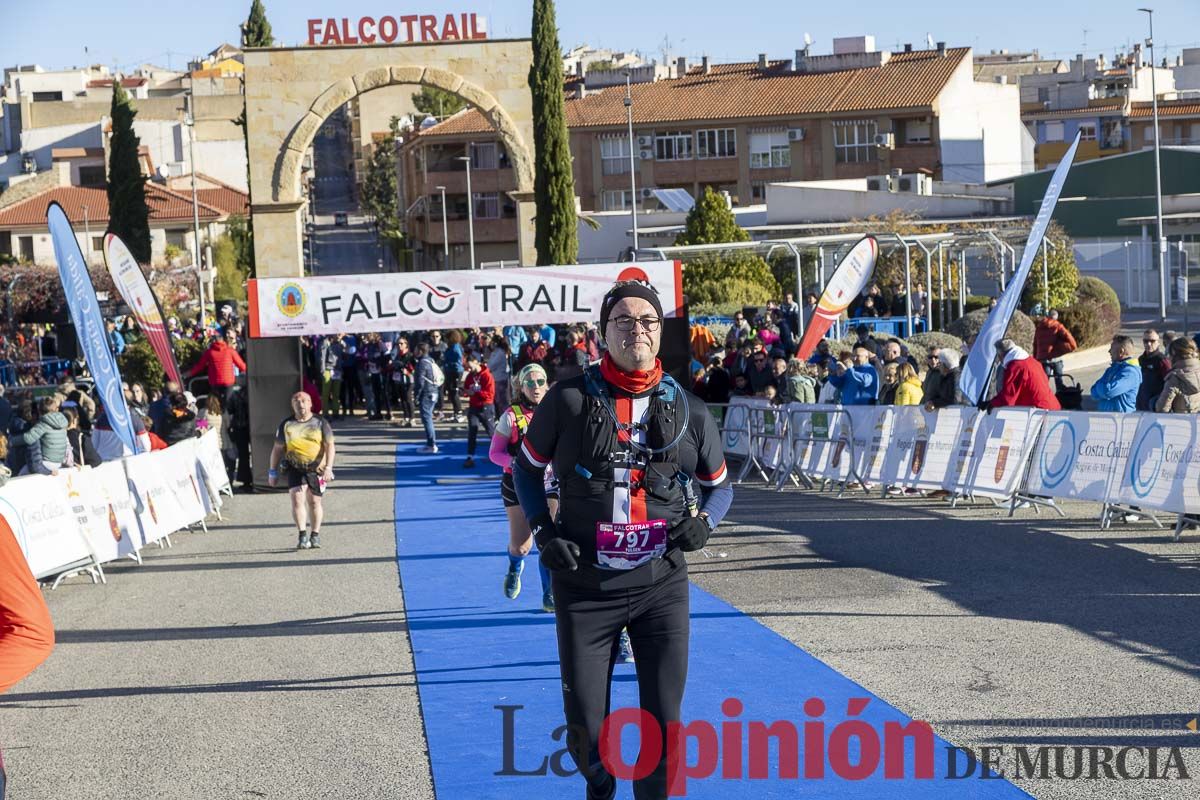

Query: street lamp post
[1140,7,1167,321]
[185,91,204,324]
[624,70,639,254]
[456,154,476,269]
[436,185,449,268]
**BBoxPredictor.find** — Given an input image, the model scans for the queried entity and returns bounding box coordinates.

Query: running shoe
[297,532,311,550]
[504,563,523,599]
[617,629,635,664]
[542,591,555,613]
[309,533,322,548]
[463,457,475,468]
[419,445,439,454]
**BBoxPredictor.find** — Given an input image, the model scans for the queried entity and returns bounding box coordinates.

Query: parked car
[334,212,348,226]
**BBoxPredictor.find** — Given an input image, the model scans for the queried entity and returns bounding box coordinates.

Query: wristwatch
[698,511,716,532]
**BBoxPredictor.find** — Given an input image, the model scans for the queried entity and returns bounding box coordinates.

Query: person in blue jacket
[1090,335,1142,412]
[828,344,879,405]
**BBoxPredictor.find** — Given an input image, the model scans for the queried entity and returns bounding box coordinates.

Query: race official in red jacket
[991,339,1061,410]
[461,353,496,468]
[187,331,247,403]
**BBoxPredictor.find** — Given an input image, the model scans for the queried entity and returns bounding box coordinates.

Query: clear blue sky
[3,0,1198,73]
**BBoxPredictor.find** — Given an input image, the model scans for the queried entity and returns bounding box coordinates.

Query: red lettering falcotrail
[306,13,487,46]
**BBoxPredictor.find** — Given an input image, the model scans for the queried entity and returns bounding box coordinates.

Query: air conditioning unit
[638,149,654,161]
[787,127,806,141]
[866,175,896,192]
[896,173,932,195]
[636,134,654,148]
[640,187,656,199]
[873,132,896,149]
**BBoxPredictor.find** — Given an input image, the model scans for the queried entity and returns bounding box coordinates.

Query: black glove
[670,516,710,553]
[539,537,580,572]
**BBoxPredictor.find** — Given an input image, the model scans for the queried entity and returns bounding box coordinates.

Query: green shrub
[1075,276,1120,311]
[684,273,776,308]
[946,308,1036,353]
[1060,300,1121,349]
[117,336,206,389]
[964,295,993,313]
[905,332,965,367]
[1022,240,1081,313]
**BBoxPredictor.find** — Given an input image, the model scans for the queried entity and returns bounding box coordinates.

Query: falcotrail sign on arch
[247,262,683,337]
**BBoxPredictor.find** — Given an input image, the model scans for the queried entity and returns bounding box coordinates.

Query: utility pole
[1139,7,1167,321]
[185,91,204,324]
[624,70,639,255]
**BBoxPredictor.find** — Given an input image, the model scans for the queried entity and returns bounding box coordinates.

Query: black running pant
[465,405,495,457]
[552,560,689,800]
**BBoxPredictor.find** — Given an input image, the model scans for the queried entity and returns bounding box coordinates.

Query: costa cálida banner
[47,202,137,452]
[247,262,684,337]
[794,236,878,360]
[104,232,183,386]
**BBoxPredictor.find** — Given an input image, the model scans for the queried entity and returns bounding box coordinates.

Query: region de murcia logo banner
[248,262,684,337]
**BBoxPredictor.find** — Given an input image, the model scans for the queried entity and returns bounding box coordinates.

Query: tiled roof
[1021,98,1126,120]
[415,48,970,138]
[196,186,249,216]
[1129,100,1200,119]
[0,184,223,228]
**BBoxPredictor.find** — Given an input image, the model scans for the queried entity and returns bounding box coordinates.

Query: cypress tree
[236,0,274,275]
[107,81,151,264]
[527,0,577,265]
[242,0,274,47]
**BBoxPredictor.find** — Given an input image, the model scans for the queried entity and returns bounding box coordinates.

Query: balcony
[420,168,518,196]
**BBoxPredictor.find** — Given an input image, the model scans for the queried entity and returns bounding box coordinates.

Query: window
[92,236,104,252]
[18,236,34,262]
[78,165,106,187]
[833,120,878,163]
[1036,87,1050,104]
[749,132,790,168]
[1043,121,1065,142]
[602,190,634,210]
[473,192,499,220]
[0,232,10,256]
[1078,123,1097,141]
[600,137,631,175]
[655,131,692,161]
[470,142,497,170]
[696,128,736,159]
[31,91,62,102]
[904,118,931,144]
[750,181,767,202]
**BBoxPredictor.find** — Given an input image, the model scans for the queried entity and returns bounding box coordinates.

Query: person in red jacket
[187,329,247,404]
[1033,309,1077,391]
[0,515,55,795]
[991,338,1061,410]
[461,352,496,468]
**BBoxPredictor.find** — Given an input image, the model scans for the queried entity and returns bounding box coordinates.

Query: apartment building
[399,37,1025,268]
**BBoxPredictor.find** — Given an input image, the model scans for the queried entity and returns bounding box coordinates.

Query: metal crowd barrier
[781,406,870,497]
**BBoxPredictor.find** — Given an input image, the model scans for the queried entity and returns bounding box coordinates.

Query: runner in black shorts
[489,363,558,612]
[268,392,335,550]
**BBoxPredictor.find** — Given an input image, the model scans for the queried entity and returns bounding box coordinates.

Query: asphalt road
[3,417,1198,799]
[308,116,387,276]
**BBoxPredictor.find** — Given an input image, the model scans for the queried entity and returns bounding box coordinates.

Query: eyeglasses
[611,316,662,332]
[523,378,547,388]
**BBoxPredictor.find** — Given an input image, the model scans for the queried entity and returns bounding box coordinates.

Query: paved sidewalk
[0,420,434,800]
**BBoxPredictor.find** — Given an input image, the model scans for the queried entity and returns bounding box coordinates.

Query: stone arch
[272,65,534,204]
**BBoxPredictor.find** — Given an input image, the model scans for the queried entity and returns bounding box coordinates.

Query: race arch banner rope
[722,398,1200,518]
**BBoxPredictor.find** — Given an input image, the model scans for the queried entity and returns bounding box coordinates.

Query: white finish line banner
[248,262,684,337]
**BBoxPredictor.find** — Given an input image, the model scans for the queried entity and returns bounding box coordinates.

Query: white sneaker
[419,445,439,454]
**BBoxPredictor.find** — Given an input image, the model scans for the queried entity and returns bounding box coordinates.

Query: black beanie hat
[599,280,664,334]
